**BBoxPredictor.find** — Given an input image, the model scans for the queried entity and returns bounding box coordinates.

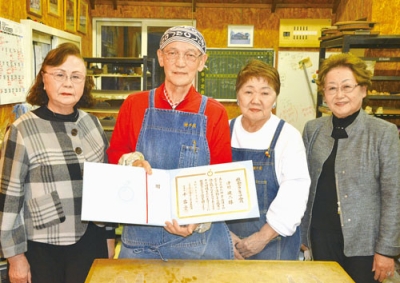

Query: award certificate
[82,160,259,225]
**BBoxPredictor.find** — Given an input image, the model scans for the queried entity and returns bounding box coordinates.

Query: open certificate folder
[82,160,259,226]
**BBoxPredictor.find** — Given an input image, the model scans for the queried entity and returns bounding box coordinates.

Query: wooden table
[85,259,355,282]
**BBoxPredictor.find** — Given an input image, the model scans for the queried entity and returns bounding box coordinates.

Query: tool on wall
[298,57,316,106]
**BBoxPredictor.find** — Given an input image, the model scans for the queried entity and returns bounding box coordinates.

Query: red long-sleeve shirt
[107,83,232,165]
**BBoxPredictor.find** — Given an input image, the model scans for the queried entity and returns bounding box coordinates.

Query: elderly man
[107,26,234,260]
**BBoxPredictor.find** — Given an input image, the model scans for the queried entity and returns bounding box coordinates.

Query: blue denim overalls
[118,89,234,260]
[227,118,300,260]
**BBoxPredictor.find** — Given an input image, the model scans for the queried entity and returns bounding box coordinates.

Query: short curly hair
[316,52,372,94]
[26,42,95,108]
[235,59,280,95]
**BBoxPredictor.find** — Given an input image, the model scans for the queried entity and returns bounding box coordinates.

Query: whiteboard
[276,51,319,133]
[0,18,28,104]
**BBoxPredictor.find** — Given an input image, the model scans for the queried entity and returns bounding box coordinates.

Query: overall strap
[269,119,286,150]
[198,95,208,114]
[148,88,157,108]
[229,118,285,150]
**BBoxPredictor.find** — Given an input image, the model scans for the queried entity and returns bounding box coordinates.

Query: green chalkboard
[198,48,275,100]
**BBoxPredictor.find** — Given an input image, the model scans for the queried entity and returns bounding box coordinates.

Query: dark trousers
[311,228,378,283]
[25,223,108,283]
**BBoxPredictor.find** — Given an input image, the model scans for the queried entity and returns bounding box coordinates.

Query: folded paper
[82,160,259,226]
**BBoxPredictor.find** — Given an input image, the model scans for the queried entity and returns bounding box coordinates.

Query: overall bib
[227,118,300,260]
[118,89,234,260]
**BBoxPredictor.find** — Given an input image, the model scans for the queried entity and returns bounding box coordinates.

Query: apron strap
[149,88,207,113]
[148,88,157,108]
[229,118,285,151]
[269,119,285,150]
[198,95,208,114]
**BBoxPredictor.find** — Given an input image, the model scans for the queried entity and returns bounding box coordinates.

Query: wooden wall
[0,0,400,125]
[90,4,334,52]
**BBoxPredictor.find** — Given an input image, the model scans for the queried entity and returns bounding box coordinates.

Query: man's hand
[118,152,152,174]
[164,219,197,237]
[132,159,152,175]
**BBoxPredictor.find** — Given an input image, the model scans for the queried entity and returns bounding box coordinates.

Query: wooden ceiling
[89,0,341,13]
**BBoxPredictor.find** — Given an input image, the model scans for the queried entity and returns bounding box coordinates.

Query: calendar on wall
[0,17,28,105]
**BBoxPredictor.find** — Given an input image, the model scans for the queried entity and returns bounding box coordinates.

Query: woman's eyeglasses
[324,84,359,95]
[43,71,85,84]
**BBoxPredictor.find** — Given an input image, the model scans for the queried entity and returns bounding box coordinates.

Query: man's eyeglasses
[162,50,203,63]
[324,84,359,95]
[43,71,86,84]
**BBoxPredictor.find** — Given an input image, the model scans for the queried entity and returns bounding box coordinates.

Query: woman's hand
[235,223,278,259]
[301,244,312,260]
[235,232,268,258]
[7,254,31,283]
[164,219,197,237]
[230,232,245,260]
[372,253,395,282]
[107,238,116,259]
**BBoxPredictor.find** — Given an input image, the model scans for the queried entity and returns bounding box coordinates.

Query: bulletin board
[0,17,28,104]
[198,48,275,100]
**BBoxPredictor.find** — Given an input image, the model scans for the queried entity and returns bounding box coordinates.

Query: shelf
[366,95,400,100]
[91,90,137,100]
[319,105,374,116]
[360,57,400,62]
[84,57,154,65]
[81,108,120,114]
[99,117,116,129]
[84,56,156,91]
[318,106,332,115]
[372,76,400,81]
[320,35,400,50]
[375,114,400,118]
[88,74,143,78]
[100,126,115,131]
[83,57,156,132]
[375,108,400,115]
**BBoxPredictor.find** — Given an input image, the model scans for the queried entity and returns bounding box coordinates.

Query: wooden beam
[196,3,332,9]
[192,0,196,13]
[271,0,277,13]
[332,0,341,14]
[92,1,334,11]
[94,0,192,7]
[90,0,95,9]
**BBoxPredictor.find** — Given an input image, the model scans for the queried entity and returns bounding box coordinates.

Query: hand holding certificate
[82,160,259,226]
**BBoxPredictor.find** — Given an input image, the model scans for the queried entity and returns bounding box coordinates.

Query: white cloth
[230,114,310,236]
